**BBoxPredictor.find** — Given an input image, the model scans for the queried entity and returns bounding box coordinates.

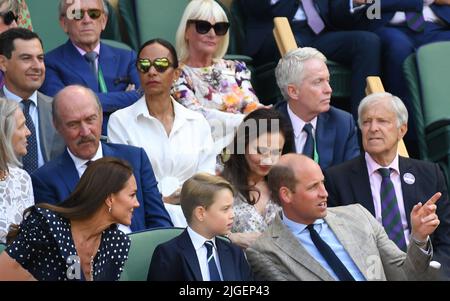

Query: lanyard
[98,66,108,93]
[313,140,319,164]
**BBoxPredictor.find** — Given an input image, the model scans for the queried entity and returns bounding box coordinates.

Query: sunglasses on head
[66,8,103,20]
[0,11,18,26]
[136,58,173,74]
[188,20,229,36]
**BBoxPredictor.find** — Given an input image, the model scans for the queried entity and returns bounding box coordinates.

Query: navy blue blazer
[31,142,173,231]
[39,40,141,132]
[147,230,253,281]
[324,155,450,279]
[350,0,450,31]
[239,0,354,57]
[276,101,360,170]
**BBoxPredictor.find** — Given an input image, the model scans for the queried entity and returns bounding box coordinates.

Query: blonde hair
[180,173,235,224]
[0,0,18,14]
[175,0,229,63]
[0,98,21,170]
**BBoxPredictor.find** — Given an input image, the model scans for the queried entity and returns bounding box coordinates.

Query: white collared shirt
[3,86,44,167]
[365,152,410,244]
[390,1,441,25]
[187,227,223,281]
[73,42,101,70]
[287,103,318,154]
[270,0,307,21]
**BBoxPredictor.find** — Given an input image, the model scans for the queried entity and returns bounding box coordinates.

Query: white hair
[58,0,109,17]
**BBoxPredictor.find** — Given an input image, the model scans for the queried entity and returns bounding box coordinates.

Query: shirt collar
[3,86,38,106]
[73,42,101,57]
[282,211,326,234]
[136,96,196,123]
[187,226,217,251]
[287,103,318,138]
[365,152,400,176]
[67,142,103,170]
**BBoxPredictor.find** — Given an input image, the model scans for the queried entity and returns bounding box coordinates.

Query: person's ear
[0,55,8,73]
[279,186,292,204]
[398,123,408,140]
[193,206,206,222]
[100,14,108,31]
[287,84,299,101]
[172,67,181,84]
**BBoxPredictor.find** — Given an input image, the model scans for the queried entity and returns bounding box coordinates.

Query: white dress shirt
[3,87,44,167]
[271,0,307,21]
[187,227,224,281]
[287,103,318,154]
[365,152,410,244]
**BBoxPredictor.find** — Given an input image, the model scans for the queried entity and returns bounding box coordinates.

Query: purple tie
[301,0,325,34]
[405,12,426,32]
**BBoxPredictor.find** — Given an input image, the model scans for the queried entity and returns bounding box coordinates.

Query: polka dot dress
[6,207,130,281]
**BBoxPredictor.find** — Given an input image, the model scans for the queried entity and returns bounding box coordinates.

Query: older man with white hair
[324,92,450,280]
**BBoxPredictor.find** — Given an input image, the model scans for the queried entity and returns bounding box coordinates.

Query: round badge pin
[403,173,415,185]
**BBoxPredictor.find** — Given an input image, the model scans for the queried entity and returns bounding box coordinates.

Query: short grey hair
[58,0,109,18]
[52,85,103,125]
[357,92,408,129]
[275,47,327,100]
[0,98,21,169]
[175,0,229,63]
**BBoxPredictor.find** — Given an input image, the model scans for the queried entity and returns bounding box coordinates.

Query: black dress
[6,207,130,281]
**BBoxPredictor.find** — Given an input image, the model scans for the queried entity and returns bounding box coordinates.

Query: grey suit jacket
[246,204,438,281]
[0,89,65,163]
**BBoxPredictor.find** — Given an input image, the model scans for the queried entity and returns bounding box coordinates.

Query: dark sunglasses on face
[188,20,230,36]
[66,8,103,20]
[0,11,18,26]
[136,58,173,73]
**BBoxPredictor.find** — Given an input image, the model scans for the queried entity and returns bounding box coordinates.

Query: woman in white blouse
[108,39,216,227]
[0,98,33,243]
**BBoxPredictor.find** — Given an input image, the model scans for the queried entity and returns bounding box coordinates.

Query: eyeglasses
[188,20,230,36]
[0,11,18,26]
[66,9,103,20]
[136,58,173,73]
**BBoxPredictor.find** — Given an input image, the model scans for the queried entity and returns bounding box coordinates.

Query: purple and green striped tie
[378,168,407,251]
[405,12,426,32]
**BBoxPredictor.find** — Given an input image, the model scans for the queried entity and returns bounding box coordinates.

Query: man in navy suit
[39,0,141,134]
[324,92,450,279]
[274,47,360,170]
[31,85,173,232]
[239,0,380,119]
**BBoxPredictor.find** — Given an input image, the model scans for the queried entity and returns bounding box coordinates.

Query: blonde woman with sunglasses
[173,0,262,153]
[108,39,216,227]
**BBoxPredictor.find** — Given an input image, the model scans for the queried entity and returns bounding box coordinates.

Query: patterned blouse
[17,0,33,30]
[0,165,34,243]
[172,59,260,115]
[231,193,281,233]
[6,207,130,281]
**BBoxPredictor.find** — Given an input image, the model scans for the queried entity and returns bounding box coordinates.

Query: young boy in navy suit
[147,173,253,281]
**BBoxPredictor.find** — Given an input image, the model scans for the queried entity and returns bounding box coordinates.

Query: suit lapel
[351,156,376,214]
[36,93,54,162]
[62,40,99,92]
[98,43,120,91]
[316,112,335,169]
[216,239,234,280]
[178,230,203,281]
[399,157,416,229]
[271,215,335,280]
[56,150,79,193]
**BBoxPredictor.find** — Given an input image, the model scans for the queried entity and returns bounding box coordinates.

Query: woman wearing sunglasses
[173,0,261,152]
[108,38,216,227]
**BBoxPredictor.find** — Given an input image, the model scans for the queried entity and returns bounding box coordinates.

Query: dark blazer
[351,0,450,31]
[147,230,253,281]
[276,101,360,170]
[323,154,450,279]
[239,0,354,57]
[39,40,141,132]
[0,89,65,163]
[31,142,173,231]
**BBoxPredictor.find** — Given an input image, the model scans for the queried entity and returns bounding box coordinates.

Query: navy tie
[307,224,355,281]
[378,168,407,251]
[204,241,221,281]
[302,123,315,159]
[21,99,38,174]
[84,51,98,80]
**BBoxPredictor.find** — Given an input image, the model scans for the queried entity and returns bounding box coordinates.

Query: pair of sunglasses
[188,20,230,36]
[66,8,103,20]
[137,58,173,73]
[0,11,18,26]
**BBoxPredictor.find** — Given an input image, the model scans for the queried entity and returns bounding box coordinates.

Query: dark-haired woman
[0,157,139,281]
[108,39,215,227]
[222,108,289,248]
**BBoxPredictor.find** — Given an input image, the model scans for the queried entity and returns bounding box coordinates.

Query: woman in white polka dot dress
[0,157,139,281]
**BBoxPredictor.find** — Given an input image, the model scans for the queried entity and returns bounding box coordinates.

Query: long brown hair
[7,157,133,243]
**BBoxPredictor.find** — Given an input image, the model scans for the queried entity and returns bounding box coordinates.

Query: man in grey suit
[0,28,64,173]
[246,154,442,281]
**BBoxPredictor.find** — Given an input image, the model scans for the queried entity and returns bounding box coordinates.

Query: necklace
[0,170,8,181]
